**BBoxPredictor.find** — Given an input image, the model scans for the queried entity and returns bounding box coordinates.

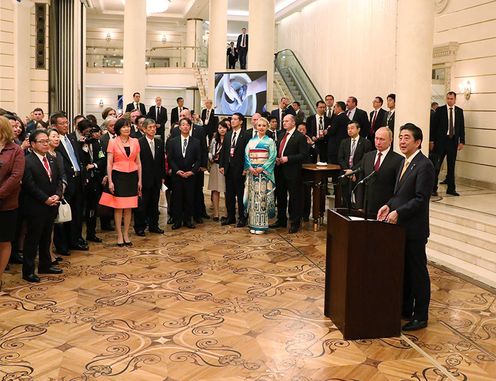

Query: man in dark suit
[384,93,396,137]
[171,109,209,223]
[327,101,350,165]
[236,28,248,69]
[430,91,465,196]
[307,100,331,162]
[131,115,145,139]
[219,113,249,227]
[368,96,387,142]
[293,101,306,126]
[125,92,147,115]
[360,127,403,215]
[345,96,370,139]
[167,119,201,229]
[270,114,309,234]
[377,123,435,331]
[51,112,87,255]
[147,96,168,140]
[21,130,64,282]
[200,99,218,143]
[134,119,166,236]
[246,113,274,140]
[337,121,372,207]
[325,94,335,121]
[270,97,295,131]
[226,41,238,69]
[170,97,188,127]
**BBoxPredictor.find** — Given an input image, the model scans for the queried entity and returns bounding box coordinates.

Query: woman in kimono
[244,117,276,234]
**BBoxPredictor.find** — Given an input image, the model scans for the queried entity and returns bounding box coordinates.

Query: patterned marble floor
[1,212,495,380]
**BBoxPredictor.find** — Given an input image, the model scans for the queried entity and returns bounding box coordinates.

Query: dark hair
[325,94,334,100]
[447,91,456,98]
[33,107,44,114]
[102,107,115,119]
[4,114,17,122]
[349,96,358,105]
[387,93,396,102]
[316,100,325,107]
[213,120,229,142]
[293,101,301,107]
[431,102,439,107]
[114,118,129,136]
[297,121,308,131]
[176,97,184,103]
[73,114,85,125]
[50,112,67,126]
[335,101,346,112]
[77,119,92,133]
[29,129,48,143]
[232,112,244,125]
[133,92,140,97]
[86,114,97,124]
[375,96,384,105]
[400,123,423,143]
[136,115,146,124]
[261,111,271,119]
[348,121,360,130]
[269,116,277,122]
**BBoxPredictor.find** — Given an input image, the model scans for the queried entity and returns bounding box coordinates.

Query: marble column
[394,0,435,153]
[186,18,203,68]
[123,0,146,108]
[248,0,275,111]
[207,0,227,100]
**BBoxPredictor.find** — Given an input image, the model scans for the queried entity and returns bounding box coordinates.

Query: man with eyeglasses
[21,130,64,282]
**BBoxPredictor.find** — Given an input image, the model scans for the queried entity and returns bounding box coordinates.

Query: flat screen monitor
[214,71,267,117]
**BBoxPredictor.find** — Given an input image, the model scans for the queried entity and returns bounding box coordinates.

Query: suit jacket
[306,114,331,138]
[139,136,166,189]
[227,47,238,61]
[170,124,208,167]
[294,110,306,126]
[21,152,64,216]
[131,128,144,139]
[170,107,189,127]
[125,102,147,115]
[368,108,387,140]
[99,132,114,156]
[387,151,435,241]
[80,140,106,184]
[56,133,84,193]
[337,136,372,170]
[348,108,370,138]
[360,149,403,215]
[270,107,296,130]
[219,128,249,178]
[236,33,249,50]
[431,104,465,146]
[147,106,168,129]
[167,136,201,174]
[383,110,396,137]
[327,112,350,164]
[201,108,218,137]
[275,129,309,180]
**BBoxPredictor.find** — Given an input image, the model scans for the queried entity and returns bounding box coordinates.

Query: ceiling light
[147,0,171,15]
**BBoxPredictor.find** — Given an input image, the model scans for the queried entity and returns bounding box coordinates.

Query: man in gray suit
[292,101,306,126]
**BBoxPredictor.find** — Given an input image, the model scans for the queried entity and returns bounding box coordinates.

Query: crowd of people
[0,90,465,332]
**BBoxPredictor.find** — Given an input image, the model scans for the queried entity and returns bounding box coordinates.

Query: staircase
[193,63,208,103]
[427,202,496,288]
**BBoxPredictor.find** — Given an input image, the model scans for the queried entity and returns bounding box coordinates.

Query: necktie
[182,138,188,156]
[399,159,409,180]
[206,109,210,123]
[156,106,159,121]
[150,139,155,158]
[64,136,80,172]
[374,151,382,172]
[42,156,52,181]
[231,131,237,147]
[241,34,246,47]
[327,108,331,118]
[278,132,289,157]
[346,110,351,117]
[387,111,393,124]
[371,111,377,136]
[449,108,454,138]
[135,102,138,110]
[318,116,323,133]
[349,139,356,168]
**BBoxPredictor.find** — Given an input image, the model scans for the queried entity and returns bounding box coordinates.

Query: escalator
[274,49,323,117]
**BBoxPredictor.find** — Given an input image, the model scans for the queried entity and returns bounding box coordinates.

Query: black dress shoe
[221,219,235,226]
[213,217,220,222]
[184,221,195,229]
[135,230,146,237]
[117,242,125,247]
[87,235,103,243]
[194,217,204,224]
[171,222,182,230]
[288,224,300,234]
[23,274,40,283]
[55,256,63,262]
[402,319,428,331]
[431,191,438,197]
[236,219,247,228]
[149,227,164,234]
[78,238,89,246]
[38,266,63,274]
[9,253,23,264]
[70,243,89,251]
[124,241,133,247]
[202,213,211,220]
[269,221,287,228]
[167,216,173,224]
[446,190,460,196]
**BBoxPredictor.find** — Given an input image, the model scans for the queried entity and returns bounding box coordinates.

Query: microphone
[356,170,377,185]
[338,167,361,179]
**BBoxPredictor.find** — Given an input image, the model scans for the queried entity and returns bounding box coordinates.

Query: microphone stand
[352,171,377,220]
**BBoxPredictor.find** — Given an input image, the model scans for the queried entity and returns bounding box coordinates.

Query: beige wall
[435,0,496,184]
[0,0,49,116]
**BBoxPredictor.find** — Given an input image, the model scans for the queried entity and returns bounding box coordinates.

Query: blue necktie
[64,135,80,172]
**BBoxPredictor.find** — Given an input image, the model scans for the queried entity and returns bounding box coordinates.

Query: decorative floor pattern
[1,215,496,380]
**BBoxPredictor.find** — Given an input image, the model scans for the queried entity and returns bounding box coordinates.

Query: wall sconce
[98,99,104,107]
[106,32,111,42]
[161,34,167,44]
[463,80,472,100]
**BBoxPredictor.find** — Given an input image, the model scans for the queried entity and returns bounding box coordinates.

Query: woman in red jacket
[0,116,25,287]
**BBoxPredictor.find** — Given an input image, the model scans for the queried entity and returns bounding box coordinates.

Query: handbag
[55,199,72,224]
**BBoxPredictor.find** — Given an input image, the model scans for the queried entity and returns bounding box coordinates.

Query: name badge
[230,147,235,157]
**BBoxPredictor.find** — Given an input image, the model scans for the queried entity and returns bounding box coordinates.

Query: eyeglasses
[35,140,49,144]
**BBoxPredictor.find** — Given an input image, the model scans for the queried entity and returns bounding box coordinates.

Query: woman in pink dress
[99,119,142,246]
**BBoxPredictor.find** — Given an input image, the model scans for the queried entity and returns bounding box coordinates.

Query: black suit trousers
[134,184,161,230]
[84,178,102,237]
[194,172,207,218]
[171,175,194,223]
[434,136,458,191]
[225,173,245,221]
[275,169,303,224]
[315,140,327,163]
[23,210,57,275]
[402,239,430,321]
[238,47,247,69]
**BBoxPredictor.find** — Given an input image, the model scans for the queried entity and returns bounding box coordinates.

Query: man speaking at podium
[377,123,435,331]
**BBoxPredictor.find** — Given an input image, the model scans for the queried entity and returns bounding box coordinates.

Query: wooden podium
[325,208,405,340]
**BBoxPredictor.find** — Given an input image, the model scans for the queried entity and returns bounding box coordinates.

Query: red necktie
[42,156,52,181]
[278,132,288,157]
[374,152,382,172]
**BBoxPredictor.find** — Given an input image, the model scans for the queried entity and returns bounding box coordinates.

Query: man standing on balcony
[226,41,238,69]
[236,28,248,70]
[125,92,146,115]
